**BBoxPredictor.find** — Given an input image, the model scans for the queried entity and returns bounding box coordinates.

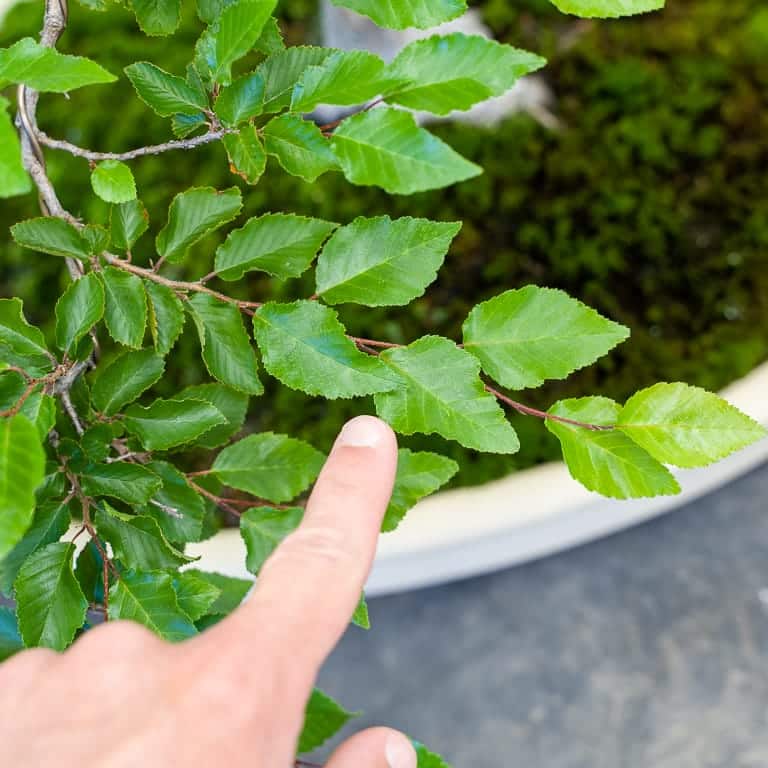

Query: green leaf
[124,397,226,451]
[257,46,335,113]
[222,125,267,185]
[188,294,262,395]
[331,108,481,194]
[384,449,458,532]
[81,462,162,505]
[375,337,519,454]
[263,114,339,182]
[546,397,680,499]
[213,0,278,82]
[330,0,466,29]
[0,499,72,594]
[54,273,105,356]
[0,370,25,409]
[176,383,248,449]
[108,569,197,641]
[17,390,56,441]
[0,608,23,662]
[291,50,403,113]
[0,96,31,198]
[0,37,116,92]
[253,300,402,399]
[352,593,370,629]
[385,33,546,115]
[81,423,119,462]
[0,298,52,376]
[171,112,206,139]
[145,281,185,355]
[125,62,208,117]
[214,72,265,126]
[183,569,252,615]
[213,432,324,502]
[617,383,767,468]
[156,186,242,264]
[549,0,664,18]
[414,742,452,768]
[11,217,90,261]
[100,267,147,348]
[91,348,165,416]
[215,213,336,281]
[91,160,137,204]
[254,16,284,55]
[140,460,206,544]
[95,503,192,571]
[110,200,149,251]
[316,216,460,306]
[15,542,87,650]
[462,286,630,390]
[241,506,303,574]
[299,689,357,754]
[81,224,110,255]
[172,572,221,621]
[130,0,181,35]
[196,0,233,24]
[172,111,207,138]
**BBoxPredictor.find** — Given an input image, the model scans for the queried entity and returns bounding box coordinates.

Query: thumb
[325,728,417,768]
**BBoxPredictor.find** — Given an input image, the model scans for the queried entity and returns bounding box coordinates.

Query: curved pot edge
[190,361,768,595]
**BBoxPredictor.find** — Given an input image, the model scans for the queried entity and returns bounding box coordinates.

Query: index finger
[199,416,397,685]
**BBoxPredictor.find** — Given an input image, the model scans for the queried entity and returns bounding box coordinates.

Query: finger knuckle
[271,526,353,570]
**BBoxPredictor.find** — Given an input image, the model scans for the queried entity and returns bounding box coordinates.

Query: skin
[0,416,416,768]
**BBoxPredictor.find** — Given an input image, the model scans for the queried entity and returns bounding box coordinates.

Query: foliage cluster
[0,0,765,763]
[2,0,767,487]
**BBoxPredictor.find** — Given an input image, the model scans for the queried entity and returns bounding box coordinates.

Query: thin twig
[0,381,39,418]
[485,384,613,431]
[60,389,85,435]
[36,129,233,162]
[149,499,182,519]
[187,479,294,515]
[319,97,383,133]
[350,337,401,349]
[105,255,262,311]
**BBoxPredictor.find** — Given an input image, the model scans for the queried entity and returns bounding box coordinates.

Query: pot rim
[188,360,768,596]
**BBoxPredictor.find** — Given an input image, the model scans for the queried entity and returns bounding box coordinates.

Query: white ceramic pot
[188,361,768,596]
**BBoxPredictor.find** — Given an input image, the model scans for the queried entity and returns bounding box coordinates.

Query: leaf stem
[485,384,613,431]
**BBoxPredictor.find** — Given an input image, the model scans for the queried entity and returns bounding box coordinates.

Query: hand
[0,416,416,768]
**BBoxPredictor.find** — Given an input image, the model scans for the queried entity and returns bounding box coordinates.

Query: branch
[36,128,234,162]
[14,0,82,282]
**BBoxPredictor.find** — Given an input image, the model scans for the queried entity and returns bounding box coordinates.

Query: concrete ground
[319,463,768,768]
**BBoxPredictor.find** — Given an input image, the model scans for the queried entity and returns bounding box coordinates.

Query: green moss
[2,0,766,487]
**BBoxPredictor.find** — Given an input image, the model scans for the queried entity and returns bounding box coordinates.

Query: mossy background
[1,0,767,487]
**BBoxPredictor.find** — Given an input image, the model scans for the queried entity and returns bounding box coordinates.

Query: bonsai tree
[0,0,764,761]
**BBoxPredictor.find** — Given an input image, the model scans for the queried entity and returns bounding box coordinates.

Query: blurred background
[2,0,767,485]
[2,1,768,764]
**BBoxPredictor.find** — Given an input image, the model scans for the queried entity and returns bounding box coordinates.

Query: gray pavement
[319,463,768,768]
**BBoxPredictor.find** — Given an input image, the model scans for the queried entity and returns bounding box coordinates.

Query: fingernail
[385,734,417,768]
[337,415,386,448]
